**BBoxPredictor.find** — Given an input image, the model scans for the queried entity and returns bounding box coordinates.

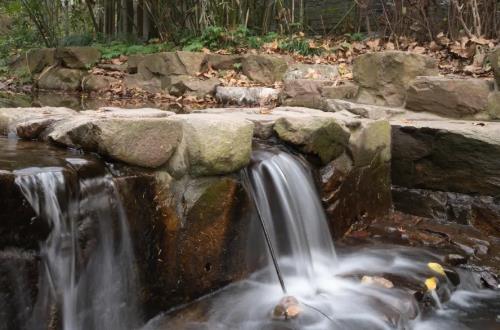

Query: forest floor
[0,34,497,111]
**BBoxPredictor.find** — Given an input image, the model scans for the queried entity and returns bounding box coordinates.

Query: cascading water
[13,165,140,330]
[145,146,500,330]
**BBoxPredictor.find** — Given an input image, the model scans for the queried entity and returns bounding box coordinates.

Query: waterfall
[243,147,337,289]
[14,167,140,330]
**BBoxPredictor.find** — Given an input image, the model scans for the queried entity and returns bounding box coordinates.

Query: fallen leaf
[428,262,446,276]
[425,277,438,291]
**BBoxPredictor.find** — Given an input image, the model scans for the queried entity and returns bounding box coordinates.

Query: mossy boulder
[274,116,350,163]
[172,114,254,176]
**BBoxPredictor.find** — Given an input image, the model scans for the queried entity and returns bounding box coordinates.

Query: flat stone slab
[391,119,500,196]
[406,76,494,119]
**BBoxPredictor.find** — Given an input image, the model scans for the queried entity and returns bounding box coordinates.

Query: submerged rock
[353,51,438,106]
[272,296,302,320]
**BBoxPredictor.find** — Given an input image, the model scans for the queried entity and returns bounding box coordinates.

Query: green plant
[349,32,366,42]
[278,36,322,56]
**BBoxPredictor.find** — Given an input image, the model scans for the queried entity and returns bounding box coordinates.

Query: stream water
[0,137,140,330]
[145,146,500,330]
[1,137,499,329]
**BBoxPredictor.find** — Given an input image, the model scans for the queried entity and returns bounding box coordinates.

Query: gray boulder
[37,67,87,91]
[242,55,288,84]
[353,51,438,106]
[56,47,101,69]
[406,76,493,118]
[167,75,220,97]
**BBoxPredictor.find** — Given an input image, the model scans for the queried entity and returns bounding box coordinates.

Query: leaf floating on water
[428,262,446,276]
[425,277,438,291]
[361,276,394,289]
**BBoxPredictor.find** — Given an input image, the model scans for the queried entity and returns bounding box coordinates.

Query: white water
[145,147,500,330]
[14,166,140,330]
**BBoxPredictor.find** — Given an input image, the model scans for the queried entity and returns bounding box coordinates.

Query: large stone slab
[406,76,493,118]
[392,120,500,196]
[0,107,77,135]
[170,114,254,176]
[47,116,182,168]
[353,51,438,106]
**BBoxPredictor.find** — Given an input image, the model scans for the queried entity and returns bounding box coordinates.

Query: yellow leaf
[425,277,437,291]
[428,262,446,276]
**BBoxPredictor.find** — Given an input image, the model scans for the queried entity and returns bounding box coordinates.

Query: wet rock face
[393,186,500,235]
[0,171,47,249]
[391,119,500,239]
[353,51,438,106]
[391,120,500,196]
[118,173,252,317]
[320,153,392,237]
[0,249,39,330]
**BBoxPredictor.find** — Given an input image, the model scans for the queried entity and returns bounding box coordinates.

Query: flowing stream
[14,166,140,330]
[145,146,500,330]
